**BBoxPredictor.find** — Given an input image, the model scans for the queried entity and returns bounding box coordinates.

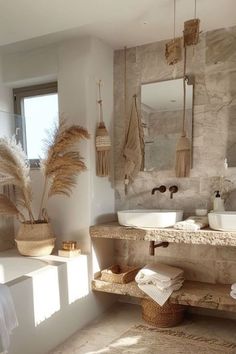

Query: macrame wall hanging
[95,80,111,177]
[175,46,191,178]
[174,0,200,177]
[165,0,182,70]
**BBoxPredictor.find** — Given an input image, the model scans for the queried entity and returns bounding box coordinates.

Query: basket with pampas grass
[0,121,89,256]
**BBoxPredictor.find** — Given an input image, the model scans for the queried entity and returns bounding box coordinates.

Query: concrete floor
[49,303,236,354]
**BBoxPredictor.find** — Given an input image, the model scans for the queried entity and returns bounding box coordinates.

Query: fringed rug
[88,324,236,354]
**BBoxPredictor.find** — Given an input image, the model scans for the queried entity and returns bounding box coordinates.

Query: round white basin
[208,211,236,231]
[117,209,183,229]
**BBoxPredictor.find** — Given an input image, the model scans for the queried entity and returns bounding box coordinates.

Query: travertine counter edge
[90,222,236,247]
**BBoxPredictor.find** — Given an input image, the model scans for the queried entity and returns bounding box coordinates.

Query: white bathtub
[0,249,48,283]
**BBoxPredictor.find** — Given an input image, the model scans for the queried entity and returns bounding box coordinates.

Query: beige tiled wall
[113,26,236,284]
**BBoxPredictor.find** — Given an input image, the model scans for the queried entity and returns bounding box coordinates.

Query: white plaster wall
[2,37,115,248]
[1,37,116,353]
[0,55,15,251]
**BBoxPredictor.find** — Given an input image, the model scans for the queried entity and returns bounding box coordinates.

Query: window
[13,82,58,168]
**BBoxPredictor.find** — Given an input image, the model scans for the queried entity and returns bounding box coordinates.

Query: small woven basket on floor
[101,265,140,284]
[141,298,185,328]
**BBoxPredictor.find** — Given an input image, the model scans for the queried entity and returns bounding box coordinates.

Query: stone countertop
[90,222,236,247]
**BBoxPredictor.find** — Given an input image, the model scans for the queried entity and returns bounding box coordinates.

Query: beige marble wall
[114,26,236,285]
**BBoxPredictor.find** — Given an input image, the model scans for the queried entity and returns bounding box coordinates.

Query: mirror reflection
[141,78,193,171]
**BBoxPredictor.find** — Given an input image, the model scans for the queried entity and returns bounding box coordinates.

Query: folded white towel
[174,216,209,231]
[230,291,236,300]
[0,284,18,353]
[135,263,184,306]
[231,283,236,291]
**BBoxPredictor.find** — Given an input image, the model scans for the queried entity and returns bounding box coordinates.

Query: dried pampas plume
[38,121,89,219]
[0,137,34,221]
[0,193,24,221]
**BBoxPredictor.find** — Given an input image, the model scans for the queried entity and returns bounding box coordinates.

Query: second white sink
[117,209,183,229]
[208,211,236,231]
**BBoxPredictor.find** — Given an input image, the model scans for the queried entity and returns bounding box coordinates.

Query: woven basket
[101,265,140,284]
[16,221,55,241]
[15,238,56,257]
[141,298,185,328]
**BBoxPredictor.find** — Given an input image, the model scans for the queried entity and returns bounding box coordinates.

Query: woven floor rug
[88,324,236,354]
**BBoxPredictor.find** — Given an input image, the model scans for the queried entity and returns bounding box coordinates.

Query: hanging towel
[0,284,18,353]
[174,216,209,231]
[230,283,236,300]
[135,263,184,306]
[123,95,144,190]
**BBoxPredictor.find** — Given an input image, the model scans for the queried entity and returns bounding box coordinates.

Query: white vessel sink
[208,211,236,231]
[117,209,183,229]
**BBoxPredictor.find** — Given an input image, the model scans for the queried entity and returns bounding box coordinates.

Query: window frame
[13,82,58,169]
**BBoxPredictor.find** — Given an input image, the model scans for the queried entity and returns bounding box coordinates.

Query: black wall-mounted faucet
[169,185,178,199]
[151,185,166,195]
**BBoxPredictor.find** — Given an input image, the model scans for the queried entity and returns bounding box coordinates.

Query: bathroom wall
[0,36,116,352]
[114,26,236,285]
[0,55,15,251]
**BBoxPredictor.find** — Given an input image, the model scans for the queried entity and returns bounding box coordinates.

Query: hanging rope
[182,46,187,134]
[173,0,176,39]
[124,46,129,193]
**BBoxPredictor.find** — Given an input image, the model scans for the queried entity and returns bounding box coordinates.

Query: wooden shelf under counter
[92,276,236,313]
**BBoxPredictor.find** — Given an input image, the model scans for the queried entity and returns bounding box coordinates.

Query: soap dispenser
[213,191,225,211]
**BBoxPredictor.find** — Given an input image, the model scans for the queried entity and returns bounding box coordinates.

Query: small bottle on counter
[213,190,225,212]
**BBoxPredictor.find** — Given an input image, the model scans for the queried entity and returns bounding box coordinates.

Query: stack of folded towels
[230,283,236,299]
[135,263,184,306]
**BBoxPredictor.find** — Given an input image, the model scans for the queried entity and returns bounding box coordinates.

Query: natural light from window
[23,93,58,159]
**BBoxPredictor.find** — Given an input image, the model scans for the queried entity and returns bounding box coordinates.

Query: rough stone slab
[92,277,236,313]
[90,222,236,247]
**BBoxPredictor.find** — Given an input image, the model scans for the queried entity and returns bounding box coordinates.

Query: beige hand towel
[123,95,144,188]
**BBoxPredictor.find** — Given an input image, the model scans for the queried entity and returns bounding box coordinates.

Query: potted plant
[0,121,89,256]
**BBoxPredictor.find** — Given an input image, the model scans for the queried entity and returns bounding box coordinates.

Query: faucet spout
[151,185,166,195]
[169,185,178,199]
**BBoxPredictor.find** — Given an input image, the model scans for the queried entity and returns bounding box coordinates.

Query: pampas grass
[38,121,89,219]
[0,121,89,223]
[0,137,34,221]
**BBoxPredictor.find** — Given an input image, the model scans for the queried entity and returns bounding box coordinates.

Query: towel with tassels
[123,95,144,193]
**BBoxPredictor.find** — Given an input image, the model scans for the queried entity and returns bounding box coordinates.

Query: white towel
[135,263,184,306]
[174,216,208,231]
[231,283,236,291]
[0,284,18,353]
[230,291,236,300]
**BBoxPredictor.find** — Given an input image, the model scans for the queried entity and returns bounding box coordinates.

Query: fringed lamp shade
[165,37,182,65]
[183,19,200,46]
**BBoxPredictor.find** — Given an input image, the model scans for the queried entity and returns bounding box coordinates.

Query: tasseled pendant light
[183,0,200,47]
[175,46,191,178]
[95,80,111,177]
[165,0,182,69]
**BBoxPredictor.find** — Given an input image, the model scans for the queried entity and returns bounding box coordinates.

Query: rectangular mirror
[141,78,193,171]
